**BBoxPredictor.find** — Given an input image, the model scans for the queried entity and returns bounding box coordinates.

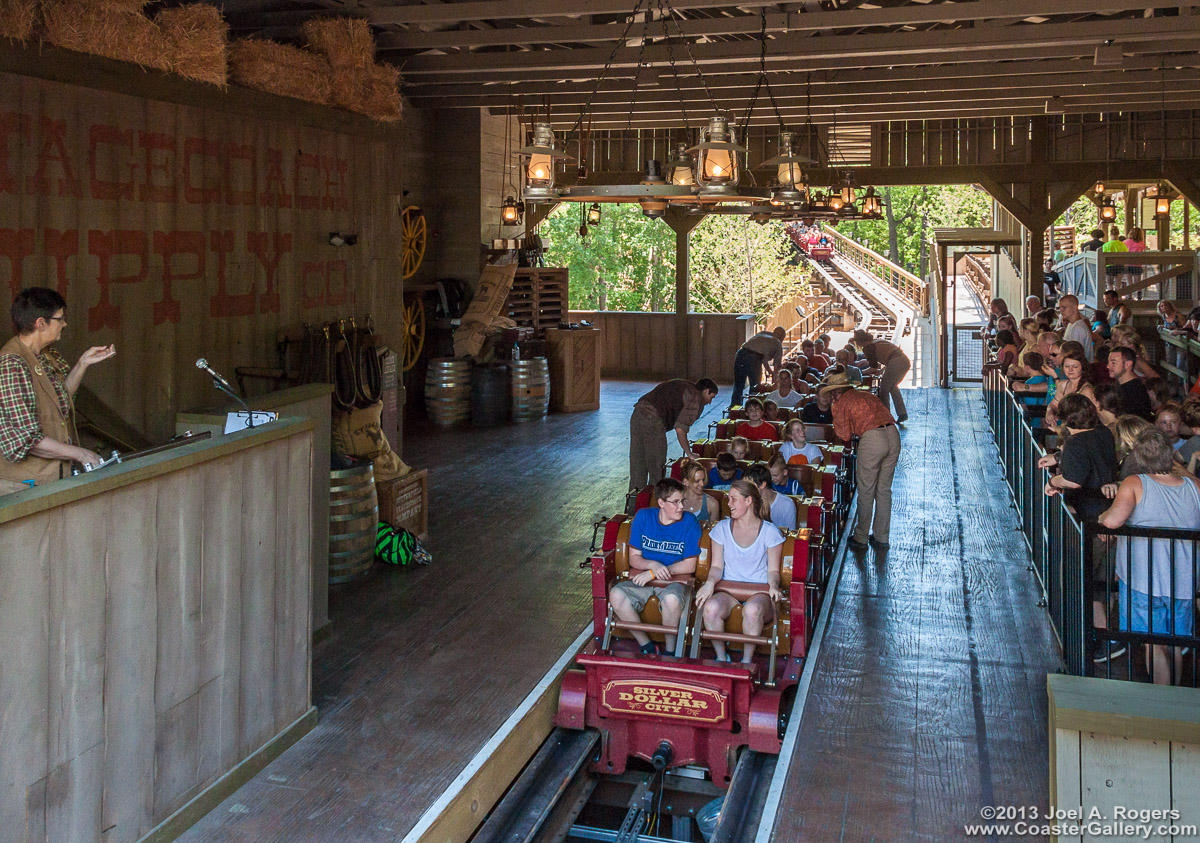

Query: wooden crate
[546,327,601,412]
[505,268,569,335]
[376,468,428,541]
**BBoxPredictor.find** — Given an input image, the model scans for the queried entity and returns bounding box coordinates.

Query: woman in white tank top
[695,480,784,664]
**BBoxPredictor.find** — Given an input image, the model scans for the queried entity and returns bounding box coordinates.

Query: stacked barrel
[425,357,472,426]
[510,358,549,423]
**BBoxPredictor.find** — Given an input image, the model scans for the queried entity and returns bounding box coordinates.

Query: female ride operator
[694,480,784,664]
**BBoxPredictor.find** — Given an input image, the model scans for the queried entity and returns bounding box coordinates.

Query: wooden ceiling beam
[516,97,1200,129]
[363,0,1159,29]
[397,40,1200,85]
[372,0,1151,50]
[401,53,1200,99]
[396,17,1200,74]
[411,69,1200,109]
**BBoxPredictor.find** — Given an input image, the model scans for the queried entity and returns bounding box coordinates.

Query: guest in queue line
[0,287,115,495]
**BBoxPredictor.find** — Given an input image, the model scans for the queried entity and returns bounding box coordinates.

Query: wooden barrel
[470,362,510,427]
[509,358,549,423]
[425,357,472,427]
[329,462,378,584]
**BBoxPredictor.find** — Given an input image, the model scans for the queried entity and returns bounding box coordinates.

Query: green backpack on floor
[376,522,417,566]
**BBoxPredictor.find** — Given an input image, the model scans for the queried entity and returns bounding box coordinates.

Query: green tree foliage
[541,203,810,320]
[837,184,993,276]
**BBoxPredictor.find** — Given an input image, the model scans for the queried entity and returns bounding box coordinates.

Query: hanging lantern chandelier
[500,195,523,224]
[666,143,695,186]
[860,187,883,219]
[516,122,573,201]
[1153,184,1172,220]
[1099,195,1118,223]
[760,130,811,206]
[639,159,669,219]
[686,115,745,195]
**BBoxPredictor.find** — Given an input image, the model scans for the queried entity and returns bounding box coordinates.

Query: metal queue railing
[983,367,1200,686]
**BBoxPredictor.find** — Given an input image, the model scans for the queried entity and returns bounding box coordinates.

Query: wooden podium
[545,327,601,412]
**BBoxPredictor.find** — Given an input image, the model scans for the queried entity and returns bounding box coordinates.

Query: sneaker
[847,537,870,552]
[869,535,890,548]
[896,415,908,424]
[639,642,660,657]
[1093,644,1127,663]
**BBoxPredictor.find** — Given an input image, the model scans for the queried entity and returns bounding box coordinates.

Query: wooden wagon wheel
[401,297,425,372]
[401,205,426,280]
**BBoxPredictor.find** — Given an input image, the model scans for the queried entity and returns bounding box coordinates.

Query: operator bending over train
[609,478,701,657]
[695,480,785,665]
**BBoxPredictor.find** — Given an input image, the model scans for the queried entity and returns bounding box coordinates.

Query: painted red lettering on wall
[152,230,206,325]
[183,137,222,205]
[89,125,137,201]
[208,230,254,317]
[88,230,148,330]
[0,228,35,299]
[260,148,292,208]
[247,231,290,315]
[0,112,32,195]
[28,118,80,197]
[43,229,78,297]
[138,131,175,203]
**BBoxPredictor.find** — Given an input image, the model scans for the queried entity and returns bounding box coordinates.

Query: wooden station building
[2,2,1200,842]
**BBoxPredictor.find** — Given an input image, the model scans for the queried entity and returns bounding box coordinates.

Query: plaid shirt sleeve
[0,353,42,462]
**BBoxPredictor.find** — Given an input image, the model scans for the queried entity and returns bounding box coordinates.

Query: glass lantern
[686,115,746,194]
[516,122,573,201]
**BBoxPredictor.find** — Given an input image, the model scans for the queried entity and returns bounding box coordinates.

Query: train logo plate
[600,679,727,723]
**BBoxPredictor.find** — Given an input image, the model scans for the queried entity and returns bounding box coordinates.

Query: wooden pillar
[1185,200,1191,250]
[665,208,703,380]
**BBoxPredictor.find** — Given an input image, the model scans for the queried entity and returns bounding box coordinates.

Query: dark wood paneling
[0,70,404,441]
[570,311,754,382]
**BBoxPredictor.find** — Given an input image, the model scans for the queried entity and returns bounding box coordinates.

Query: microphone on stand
[195,358,256,428]
[196,358,235,392]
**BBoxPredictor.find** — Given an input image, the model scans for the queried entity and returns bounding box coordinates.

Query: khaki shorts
[612,580,687,613]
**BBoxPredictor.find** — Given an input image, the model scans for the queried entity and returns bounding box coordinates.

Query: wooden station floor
[179,380,726,842]
[774,387,1063,842]
[179,381,1061,842]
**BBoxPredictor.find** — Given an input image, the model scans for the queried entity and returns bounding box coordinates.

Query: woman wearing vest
[0,287,115,495]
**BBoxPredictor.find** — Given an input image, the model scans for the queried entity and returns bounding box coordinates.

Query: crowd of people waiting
[987,287,1200,684]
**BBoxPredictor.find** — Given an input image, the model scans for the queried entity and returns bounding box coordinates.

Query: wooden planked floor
[774,387,1063,842]
[178,380,726,842]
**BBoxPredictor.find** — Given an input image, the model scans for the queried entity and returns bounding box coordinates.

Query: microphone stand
[210,378,256,428]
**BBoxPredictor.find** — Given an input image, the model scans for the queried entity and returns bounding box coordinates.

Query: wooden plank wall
[0,71,404,441]
[568,311,755,383]
[0,427,313,843]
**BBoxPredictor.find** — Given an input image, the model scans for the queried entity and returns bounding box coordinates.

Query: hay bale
[0,0,37,40]
[41,0,169,70]
[302,17,373,69]
[229,38,332,105]
[355,62,401,122]
[156,4,227,85]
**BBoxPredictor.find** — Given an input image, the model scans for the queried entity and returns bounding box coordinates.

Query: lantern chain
[656,0,692,132]
[562,0,648,147]
[660,0,718,114]
[624,8,654,141]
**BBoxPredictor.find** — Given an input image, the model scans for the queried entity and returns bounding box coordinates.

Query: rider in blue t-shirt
[609,478,702,656]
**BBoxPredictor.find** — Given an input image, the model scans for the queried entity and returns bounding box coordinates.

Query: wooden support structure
[665,207,704,381]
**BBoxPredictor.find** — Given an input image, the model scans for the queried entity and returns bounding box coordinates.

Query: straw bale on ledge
[41,0,169,70]
[357,62,402,122]
[156,3,228,86]
[302,17,373,70]
[229,38,333,105]
[0,0,38,40]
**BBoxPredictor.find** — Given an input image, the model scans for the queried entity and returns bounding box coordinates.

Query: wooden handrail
[822,226,928,314]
